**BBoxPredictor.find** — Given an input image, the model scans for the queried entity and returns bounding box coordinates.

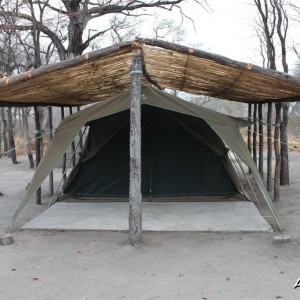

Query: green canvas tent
[10,86,281,229]
[63,104,243,200]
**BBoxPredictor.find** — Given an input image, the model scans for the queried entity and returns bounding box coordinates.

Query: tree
[254,0,290,200]
[254,0,277,195]
[0,0,208,59]
[152,15,186,42]
[0,0,47,167]
[0,1,21,164]
[273,0,289,185]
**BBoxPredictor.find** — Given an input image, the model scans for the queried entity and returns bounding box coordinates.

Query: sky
[184,1,258,62]
[90,1,259,64]
[126,0,269,66]
[180,0,299,71]
[86,0,299,71]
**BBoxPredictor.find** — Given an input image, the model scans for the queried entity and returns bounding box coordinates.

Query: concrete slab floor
[22,201,272,232]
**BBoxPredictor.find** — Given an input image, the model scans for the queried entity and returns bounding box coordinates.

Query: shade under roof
[1,38,300,106]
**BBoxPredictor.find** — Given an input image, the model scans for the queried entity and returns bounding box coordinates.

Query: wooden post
[48,107,54,196]
[129,49,143,246]
[7,107,18,164]
[34,106,42,205]
[77,106,83,152]
[247,103,252,174]
[274,103,282,201]
[61,107,67,183]
[252,103,258,165]
[0,111,2,154]
[69,107,76,167]
[267,102,273,192]
[280,102,289,185]
[258,103,264,178]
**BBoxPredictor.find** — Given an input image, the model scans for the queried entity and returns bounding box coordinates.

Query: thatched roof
[1,38,300,106]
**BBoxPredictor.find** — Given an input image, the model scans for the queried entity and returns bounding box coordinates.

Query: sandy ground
[0,154,300,300]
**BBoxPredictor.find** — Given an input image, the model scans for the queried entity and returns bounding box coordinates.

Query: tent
[64,102,243,200]
[10,86,281,229]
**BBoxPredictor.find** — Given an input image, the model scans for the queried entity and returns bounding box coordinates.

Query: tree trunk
[280,102,289,185]
[22,108,34,169]
[129,51,142,246]
[253,104,258,165]
[65,0,86,57]
[274,103,282,201]
[7,107,18,164]
[258,103,264,178]
[267,102,273,192]
[247,103,252,174]
[48,107,54,195]
[34,106,42,205]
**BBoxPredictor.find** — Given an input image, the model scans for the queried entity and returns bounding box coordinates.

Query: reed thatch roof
[1,38,300,107]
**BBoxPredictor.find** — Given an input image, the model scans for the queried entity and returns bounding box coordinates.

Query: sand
[0,154,300,300]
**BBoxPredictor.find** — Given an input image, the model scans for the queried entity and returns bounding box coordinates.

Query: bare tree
[152,15,186,42]
[0,1,21,164]
[254,0,291,200]
[273,0,290,185]
[254,0,277,195]
[0,0,209,59]
[109,15,140,45]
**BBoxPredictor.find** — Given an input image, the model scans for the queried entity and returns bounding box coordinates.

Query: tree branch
[0,11,67,60]
[81,28,110,50]
[32,1,68,14]
[86,0,184,18]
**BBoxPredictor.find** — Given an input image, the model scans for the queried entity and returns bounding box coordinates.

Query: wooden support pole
[247,103,252,174]
[34,106,42,205]
[7,107,18,164]
[77,106,83,152]
[252,103,258,165]
[274,103,282,201]
[129,50,143,246]
[280,102,289,185]
[69,107,76,167]
[48,107,54,196]
[258,103,264,178]
[267,102,273,192]
[61,107,67,183]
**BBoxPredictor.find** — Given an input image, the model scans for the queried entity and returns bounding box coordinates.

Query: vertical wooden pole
[77,106,83,152]
[252,103,258,165]
[48,107,54,196]
[69,107,76,167]
[34,106,42,205]
[1,107,9,154]
[258,103,264,178]
[129,49,143,246]
[274,103,282,201]
[247,103,252,174]
[7,107,18,164]
[280,102,289,185]
[0,111,2,154]
[61,107,67,183]
[267,102,273,192]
